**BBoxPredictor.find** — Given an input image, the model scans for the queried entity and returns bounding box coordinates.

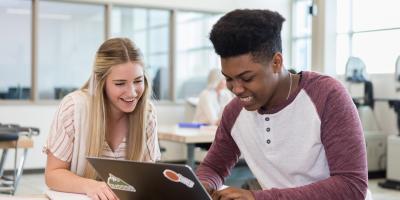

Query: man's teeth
[240,96,252,102]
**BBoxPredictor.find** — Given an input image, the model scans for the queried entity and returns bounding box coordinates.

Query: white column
[311,0,337,75]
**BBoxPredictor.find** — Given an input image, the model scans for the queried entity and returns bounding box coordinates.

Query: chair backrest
[345,57,375,109]
[345,56,367,83]
[184,97,198,122]
[395,55,400,81]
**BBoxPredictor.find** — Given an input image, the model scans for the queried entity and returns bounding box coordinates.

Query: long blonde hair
[81,38,151,178]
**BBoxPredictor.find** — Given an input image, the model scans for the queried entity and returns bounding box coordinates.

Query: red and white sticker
[163,169,194,188]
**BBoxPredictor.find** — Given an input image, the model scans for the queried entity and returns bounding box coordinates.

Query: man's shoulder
[302,71,345,92]
[221,97,244,127]
[224,97,243,113]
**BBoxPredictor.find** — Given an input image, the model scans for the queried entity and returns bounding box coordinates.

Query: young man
[196,9,370,200]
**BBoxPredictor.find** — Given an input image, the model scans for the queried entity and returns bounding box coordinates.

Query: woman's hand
[85,180,119,200]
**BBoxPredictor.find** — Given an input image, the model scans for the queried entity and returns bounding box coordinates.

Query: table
[0,194,48,199]
[158,125,217,169]
[0,136,34,194]
[0,136,33,149]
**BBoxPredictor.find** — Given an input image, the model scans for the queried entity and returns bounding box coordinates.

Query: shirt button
[265,117,269,121]
[266,127,270,132]
[266,139,271,144]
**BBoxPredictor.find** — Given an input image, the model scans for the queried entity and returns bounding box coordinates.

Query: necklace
[286,73,293,100]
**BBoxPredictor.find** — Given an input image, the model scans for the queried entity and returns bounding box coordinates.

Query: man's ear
[272,52,283,73]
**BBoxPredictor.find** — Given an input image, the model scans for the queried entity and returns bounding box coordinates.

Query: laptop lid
[87,157,212,200]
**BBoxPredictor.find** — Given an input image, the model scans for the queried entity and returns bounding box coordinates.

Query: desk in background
[158,125,217,169]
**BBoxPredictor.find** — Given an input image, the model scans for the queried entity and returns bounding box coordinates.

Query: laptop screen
[87,157,212,200]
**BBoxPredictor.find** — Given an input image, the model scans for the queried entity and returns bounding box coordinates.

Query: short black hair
[210,9,285,63]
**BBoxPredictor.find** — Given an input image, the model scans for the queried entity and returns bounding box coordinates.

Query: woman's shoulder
[55,90,89,117]
[60,90,89,106]
[68,89,89,101]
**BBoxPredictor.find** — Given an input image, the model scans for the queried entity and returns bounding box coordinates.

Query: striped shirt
[102,138,126,160]
[196,71,369,200]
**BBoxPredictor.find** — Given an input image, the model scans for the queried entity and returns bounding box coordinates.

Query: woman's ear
[272,52,283,73]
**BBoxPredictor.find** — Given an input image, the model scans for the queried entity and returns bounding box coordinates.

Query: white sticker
[163,169,195,188]
[107,173,136,192]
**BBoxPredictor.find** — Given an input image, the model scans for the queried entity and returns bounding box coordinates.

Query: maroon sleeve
[252,73,368,200]
[196,98,242,190]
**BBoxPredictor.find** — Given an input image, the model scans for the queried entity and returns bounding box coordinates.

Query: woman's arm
[45,152,118,200]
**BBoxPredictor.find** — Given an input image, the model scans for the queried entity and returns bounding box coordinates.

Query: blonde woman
[44,38,160,200]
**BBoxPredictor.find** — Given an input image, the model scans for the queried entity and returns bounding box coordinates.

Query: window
[0,0,31,100]
[291,0,312,72]
[0,1,224,103]
[336,0,400,74]
[38,1,104,99]
[175,12,221,100]
[352,30,400,74]
[353,0,400,32]
[112,7,170,100]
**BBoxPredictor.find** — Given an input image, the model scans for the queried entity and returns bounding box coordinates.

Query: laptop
[87,157,212,200]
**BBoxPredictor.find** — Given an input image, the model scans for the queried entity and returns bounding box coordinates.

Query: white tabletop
[158,125,217,143]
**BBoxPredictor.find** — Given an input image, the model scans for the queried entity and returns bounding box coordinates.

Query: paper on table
[45,189,90,200]
[218,185,229,191]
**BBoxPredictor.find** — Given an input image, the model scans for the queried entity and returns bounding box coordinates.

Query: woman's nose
[127,84,138,97]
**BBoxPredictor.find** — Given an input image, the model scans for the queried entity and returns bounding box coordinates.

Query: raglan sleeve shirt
[196,74,368,200]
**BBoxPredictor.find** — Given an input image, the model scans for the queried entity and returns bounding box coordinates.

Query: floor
[1,169,396,199]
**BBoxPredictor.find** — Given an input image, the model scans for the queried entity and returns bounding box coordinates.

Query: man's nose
[231,81,245,95]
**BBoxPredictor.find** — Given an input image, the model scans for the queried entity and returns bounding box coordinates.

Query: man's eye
[242,77,253,82]
[115,83,124,86]
[134,80,143,84]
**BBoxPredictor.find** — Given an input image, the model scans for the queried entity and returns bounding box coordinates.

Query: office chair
[345,57,387,174]
[345,56,374,109]
[0,123,39,195]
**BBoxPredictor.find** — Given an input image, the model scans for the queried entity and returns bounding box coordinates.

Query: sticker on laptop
[163,169,194,188]
[107,173,136,192]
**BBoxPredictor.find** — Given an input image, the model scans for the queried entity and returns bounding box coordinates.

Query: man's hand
[201,181,216,196]
[211,187,255,200]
